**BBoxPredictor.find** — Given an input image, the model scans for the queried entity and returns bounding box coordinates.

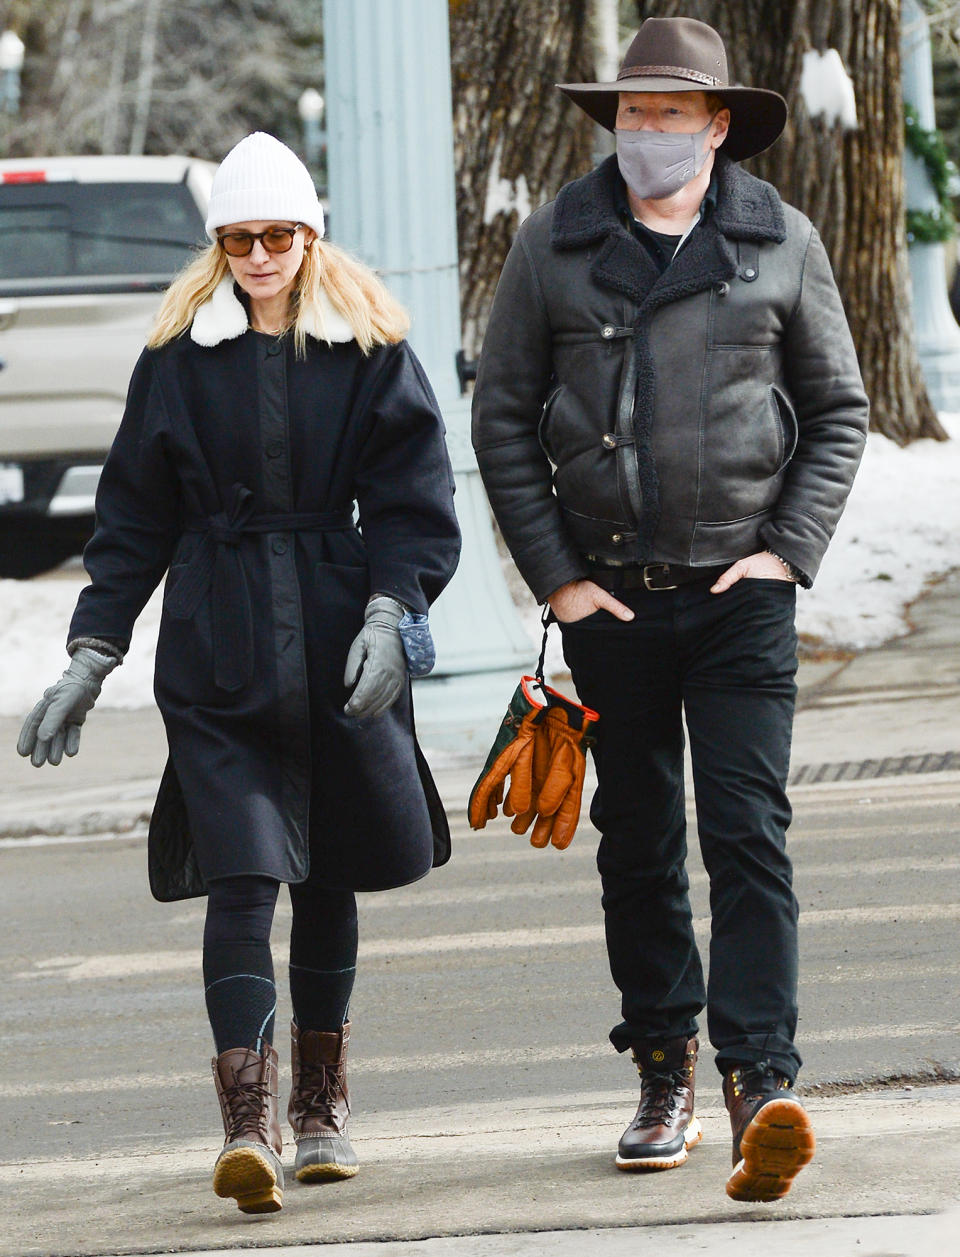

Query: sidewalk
[8,1086,960,1257]
[102,1209,960,1257]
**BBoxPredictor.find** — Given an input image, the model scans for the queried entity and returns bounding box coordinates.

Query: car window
[0,180,206,295]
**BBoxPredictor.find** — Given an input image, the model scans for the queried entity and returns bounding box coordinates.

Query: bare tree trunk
[128,0,160,155]
[633,0,945,443]
[449,0,597,356]
[101,16,129,153]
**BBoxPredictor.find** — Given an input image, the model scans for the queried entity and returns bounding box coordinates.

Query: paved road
[2,765,959,1255]
[1,570,959,1255]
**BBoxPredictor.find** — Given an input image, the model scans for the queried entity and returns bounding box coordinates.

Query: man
[471,17,868,1203]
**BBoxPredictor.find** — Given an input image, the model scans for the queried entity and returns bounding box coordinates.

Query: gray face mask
[615,119,716,201]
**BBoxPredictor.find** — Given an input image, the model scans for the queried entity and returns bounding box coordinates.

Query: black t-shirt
[615,173,717,273]
[637,224,683,269]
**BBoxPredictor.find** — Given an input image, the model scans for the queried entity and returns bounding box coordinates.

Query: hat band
[617,64,722,87]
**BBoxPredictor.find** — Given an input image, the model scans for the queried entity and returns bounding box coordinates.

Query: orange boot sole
[726,1098,815,1202]
[213,1145,283,1213]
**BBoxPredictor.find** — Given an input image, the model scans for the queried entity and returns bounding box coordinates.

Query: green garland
[904,102,957,244]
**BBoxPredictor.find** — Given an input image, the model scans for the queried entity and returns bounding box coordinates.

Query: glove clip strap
[526,603,599,737]
[536,604,555,686]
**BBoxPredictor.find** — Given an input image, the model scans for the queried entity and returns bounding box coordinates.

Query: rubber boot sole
[616,1116,703,1172]
[726,1098,815,1202]
[295,1161,360,1183]
[294,1135,360,1183]
[213,1145,283,1213]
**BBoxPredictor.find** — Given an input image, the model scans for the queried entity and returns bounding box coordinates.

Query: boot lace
[222,1074,273,1142]
[298,1061,348,1120]
[729,1059,791,1104]
[635,1069,687,1128]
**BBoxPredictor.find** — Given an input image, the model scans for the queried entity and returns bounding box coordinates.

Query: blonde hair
[147,237,410,355]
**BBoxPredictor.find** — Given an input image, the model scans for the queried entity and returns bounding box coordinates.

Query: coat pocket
[314,560,370,629]
[771,384,798,472]
[537,385,563,463]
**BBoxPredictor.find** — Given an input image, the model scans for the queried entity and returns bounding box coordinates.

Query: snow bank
[0,580,162,716]
[795,414,960,648]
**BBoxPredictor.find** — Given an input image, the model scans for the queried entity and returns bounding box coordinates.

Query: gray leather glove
[343,594,407,720]
[17,646,119,767]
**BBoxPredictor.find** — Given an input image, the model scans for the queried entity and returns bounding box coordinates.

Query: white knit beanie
[204,132,325,240]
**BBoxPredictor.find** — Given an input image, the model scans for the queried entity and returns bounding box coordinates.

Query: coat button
[265,440,283,458]
[611,533,623,544]
[716,281,730,297]
[601,324,615,339]
[267,341,282,356]
[744,267,757,280]
[272,536,288,555]
[602,433,617,449]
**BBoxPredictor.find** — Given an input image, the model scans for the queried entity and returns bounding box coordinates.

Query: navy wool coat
[69,288,461,899]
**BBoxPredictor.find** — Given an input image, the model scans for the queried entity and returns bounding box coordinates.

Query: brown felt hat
[557,17,787,162]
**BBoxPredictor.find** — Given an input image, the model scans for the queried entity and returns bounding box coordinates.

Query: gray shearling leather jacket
[471,153,869,602]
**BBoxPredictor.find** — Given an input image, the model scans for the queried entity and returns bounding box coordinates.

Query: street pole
[901,0,960,411]
[323,0,535,750]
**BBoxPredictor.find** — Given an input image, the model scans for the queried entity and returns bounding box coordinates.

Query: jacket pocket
[560,505,637,554]
[538,385,563,463]
[771,384,798,471]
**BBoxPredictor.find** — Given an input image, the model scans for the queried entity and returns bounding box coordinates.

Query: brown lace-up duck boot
[211,1044,284,1212]
[723,1063,815,1201]
[288,1020,359,1182]
[616,1036,701,1170]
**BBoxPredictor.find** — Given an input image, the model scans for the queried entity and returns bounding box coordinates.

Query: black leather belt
[587,561,728,592]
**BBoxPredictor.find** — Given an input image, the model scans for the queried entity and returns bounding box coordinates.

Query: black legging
[203,874,358,1054]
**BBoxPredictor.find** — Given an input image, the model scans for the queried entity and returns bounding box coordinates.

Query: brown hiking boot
[616,1036,702,1171]
[211,1044,284,1213]
[288,1020,359,1182]
[723,1063,815,1201]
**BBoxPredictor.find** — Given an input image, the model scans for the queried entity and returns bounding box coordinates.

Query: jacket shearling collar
[190,279,356,347]
[551,152,787,253]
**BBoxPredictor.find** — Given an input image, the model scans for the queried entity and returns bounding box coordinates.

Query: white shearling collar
[190,279,356,347]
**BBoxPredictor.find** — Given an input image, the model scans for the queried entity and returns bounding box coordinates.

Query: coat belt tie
[166,484,355,693]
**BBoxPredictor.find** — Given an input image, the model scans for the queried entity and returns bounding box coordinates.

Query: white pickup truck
[0,154,214,577]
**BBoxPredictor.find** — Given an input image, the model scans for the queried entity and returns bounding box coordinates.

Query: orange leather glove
[467,678,542,829]
[517,705,590,850]
[469,677,598,849]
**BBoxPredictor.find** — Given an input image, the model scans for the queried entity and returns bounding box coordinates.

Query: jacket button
[272,537,288,555]
[265,440,283,458]
[716,281,730,297]
[744,267,757,280]
[267,341,282,356]
[602,433,617,449]
[611,533,623,544]
[601,324,615,339]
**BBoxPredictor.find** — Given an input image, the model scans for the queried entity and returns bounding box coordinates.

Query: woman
[17,132,461,1214]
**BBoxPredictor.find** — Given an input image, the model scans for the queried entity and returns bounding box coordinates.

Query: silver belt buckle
[642,562,678,591]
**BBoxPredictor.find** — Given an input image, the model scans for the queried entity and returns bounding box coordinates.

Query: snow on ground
[1,417,959,716]
[794,412,960,648]
[0,577,163,716]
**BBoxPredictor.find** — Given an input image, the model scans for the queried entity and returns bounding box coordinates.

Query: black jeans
[560,575,801,1081]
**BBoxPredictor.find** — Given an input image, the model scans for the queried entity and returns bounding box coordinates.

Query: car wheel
[0,521,91,579]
